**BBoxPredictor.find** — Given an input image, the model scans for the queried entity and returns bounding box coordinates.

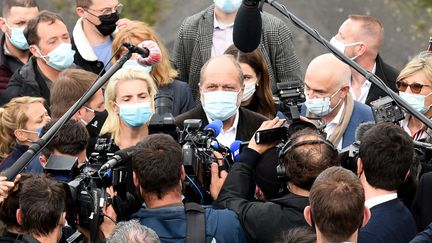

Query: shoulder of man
[180,5,214,30]
[204,207,247,243]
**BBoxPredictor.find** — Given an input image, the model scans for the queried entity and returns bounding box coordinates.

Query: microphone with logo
[233,0,262,53]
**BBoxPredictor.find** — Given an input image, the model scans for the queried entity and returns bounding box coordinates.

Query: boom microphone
[100,146,136,171]
[204,119,223,137]
[233,0,262,52]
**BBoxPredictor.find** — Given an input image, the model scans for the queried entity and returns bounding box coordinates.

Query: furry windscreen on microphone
[137,40,162,66]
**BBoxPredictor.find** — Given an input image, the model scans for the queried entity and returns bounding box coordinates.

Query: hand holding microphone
[136,40,162,66]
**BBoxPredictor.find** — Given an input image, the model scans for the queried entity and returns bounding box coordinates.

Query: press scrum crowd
[0,0,432,242]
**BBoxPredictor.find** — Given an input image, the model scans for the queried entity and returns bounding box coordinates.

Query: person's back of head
[132,134,183,200]
[40,119,89,165]
[282,128,340,191]
[274,227,316,243]
[50,68,98,119]
[305,166,369,243]
[348,15,384,56]
[108,220,160,243]
[17,174,66,240]
[358,122,413,191]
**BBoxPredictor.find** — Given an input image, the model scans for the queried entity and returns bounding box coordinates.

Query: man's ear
[181,165,185,182]
[61,211,66,225]
[75,7,86,18]
[362,206,371,227]
[29,45,40,58]
[16,209,23,225]
[133,171,139,187]
[0,17,8,33]
[303,206,313,227]
[74,107,86,120]
[357,157,363,177]
[39,154,48,168]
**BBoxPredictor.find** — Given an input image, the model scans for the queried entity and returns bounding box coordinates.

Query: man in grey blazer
[172,2,303,99]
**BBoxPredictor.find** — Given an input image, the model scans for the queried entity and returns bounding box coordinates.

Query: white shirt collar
[213,12,234,30]
[206,110,239,147]
[349,62,376,103]
[325,102,345,149]
[365,193,398,209]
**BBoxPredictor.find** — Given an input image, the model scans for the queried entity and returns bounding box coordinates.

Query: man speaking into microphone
[173,0,303,99]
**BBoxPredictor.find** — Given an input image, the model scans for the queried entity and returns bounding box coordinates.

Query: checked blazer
[172,5,303,99]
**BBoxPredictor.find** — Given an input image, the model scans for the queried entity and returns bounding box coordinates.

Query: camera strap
[185,202,206,243]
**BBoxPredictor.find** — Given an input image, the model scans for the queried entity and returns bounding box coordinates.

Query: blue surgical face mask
[116,102,152,127]
[123,60,152,74]
[4,20,29,50]
[214,0,242,13]
[35,42,75,71]
[305,88,342,117]
[203,90,239,121]
[399,92,432,114]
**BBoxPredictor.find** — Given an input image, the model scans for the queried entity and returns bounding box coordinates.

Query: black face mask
[96,12,119,36]
[86,110,108,137]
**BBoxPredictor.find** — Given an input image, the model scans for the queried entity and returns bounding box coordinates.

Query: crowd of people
[0,0,432,242]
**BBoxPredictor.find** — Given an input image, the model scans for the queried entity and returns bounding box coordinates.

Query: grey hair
[199,54,244,86]
[107,220,160,243]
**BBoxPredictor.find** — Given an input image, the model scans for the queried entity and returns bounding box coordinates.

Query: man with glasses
[330,15,399,106]
[302,53,374,149]
[0,0,39,95]
[73,0,130,75]
[175,54,267,147]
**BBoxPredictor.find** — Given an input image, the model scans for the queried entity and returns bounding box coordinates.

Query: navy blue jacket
[158,79,195,117]
[132,205,246,243]
[301,100,374,148]
[0,144,43,173]
[410,223,432,243]
[359,199,417,243]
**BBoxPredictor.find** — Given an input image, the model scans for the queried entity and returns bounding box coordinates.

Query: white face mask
[330,37,362,60]
[304,88,342,117]
[242,82,256,102]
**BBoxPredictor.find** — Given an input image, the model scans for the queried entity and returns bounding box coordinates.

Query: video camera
[178,119,233,204]
[149,93,178,140]
[255,80,317,144]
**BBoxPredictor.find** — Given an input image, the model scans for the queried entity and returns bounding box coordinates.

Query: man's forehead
[37,20,68,39]
[90,0,119,8]
[7,6,38,20]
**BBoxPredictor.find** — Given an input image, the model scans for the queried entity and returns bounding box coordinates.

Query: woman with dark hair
[224,45,276,119]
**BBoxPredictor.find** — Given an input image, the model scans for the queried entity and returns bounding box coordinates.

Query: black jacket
[175,106,268,142]
[365,55,399,105]
[412,172,432,231]
[215,148,310,243]
[0,57,50,106]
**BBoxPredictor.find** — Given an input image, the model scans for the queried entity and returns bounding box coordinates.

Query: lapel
[197,6,214,65]
[365,55,385,104]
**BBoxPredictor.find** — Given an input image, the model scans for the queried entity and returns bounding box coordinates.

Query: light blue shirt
[92,38,113,71]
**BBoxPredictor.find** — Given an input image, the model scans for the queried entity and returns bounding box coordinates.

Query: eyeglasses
[86,3,123,16]
[396,80,431,94]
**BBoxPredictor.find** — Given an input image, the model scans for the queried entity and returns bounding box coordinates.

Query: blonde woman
[94,67,158,152]
[112,21,195,116]
[0,96,50,172]
[397,52,432,141]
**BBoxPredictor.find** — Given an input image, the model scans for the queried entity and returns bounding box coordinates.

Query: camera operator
[39,119,89,167]
[214,118,340,243]
[16,174,66,243]
[175,55,267,147]
[128,133,246,243]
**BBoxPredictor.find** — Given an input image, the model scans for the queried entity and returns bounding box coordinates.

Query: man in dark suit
[357,122,417,243]
[175,54,267,146]
[330,15,399,106]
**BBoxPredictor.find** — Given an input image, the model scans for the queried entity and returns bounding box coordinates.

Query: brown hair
[2,0,39,17]
[75,0,93,8]
[112,21,178,87]
[310,166,365,242]
[50,69,98,119]
[283,129,340,190]
[24,10,65,45]
[0,96,45,158]
[224,44,276,118]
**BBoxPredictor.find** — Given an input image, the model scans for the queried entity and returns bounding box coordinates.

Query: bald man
[301,53,374,149]
[175,54,267,147]
[330,15,399,105]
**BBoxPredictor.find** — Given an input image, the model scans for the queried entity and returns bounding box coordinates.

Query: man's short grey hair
[107,220,160,243]
[199,54,244,86]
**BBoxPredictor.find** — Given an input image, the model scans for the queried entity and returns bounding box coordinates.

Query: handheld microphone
[233,0,262,52]
[211,141,231,153]
[230,140,249,162]
[100,146,136,171]
[204,119,223,137]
